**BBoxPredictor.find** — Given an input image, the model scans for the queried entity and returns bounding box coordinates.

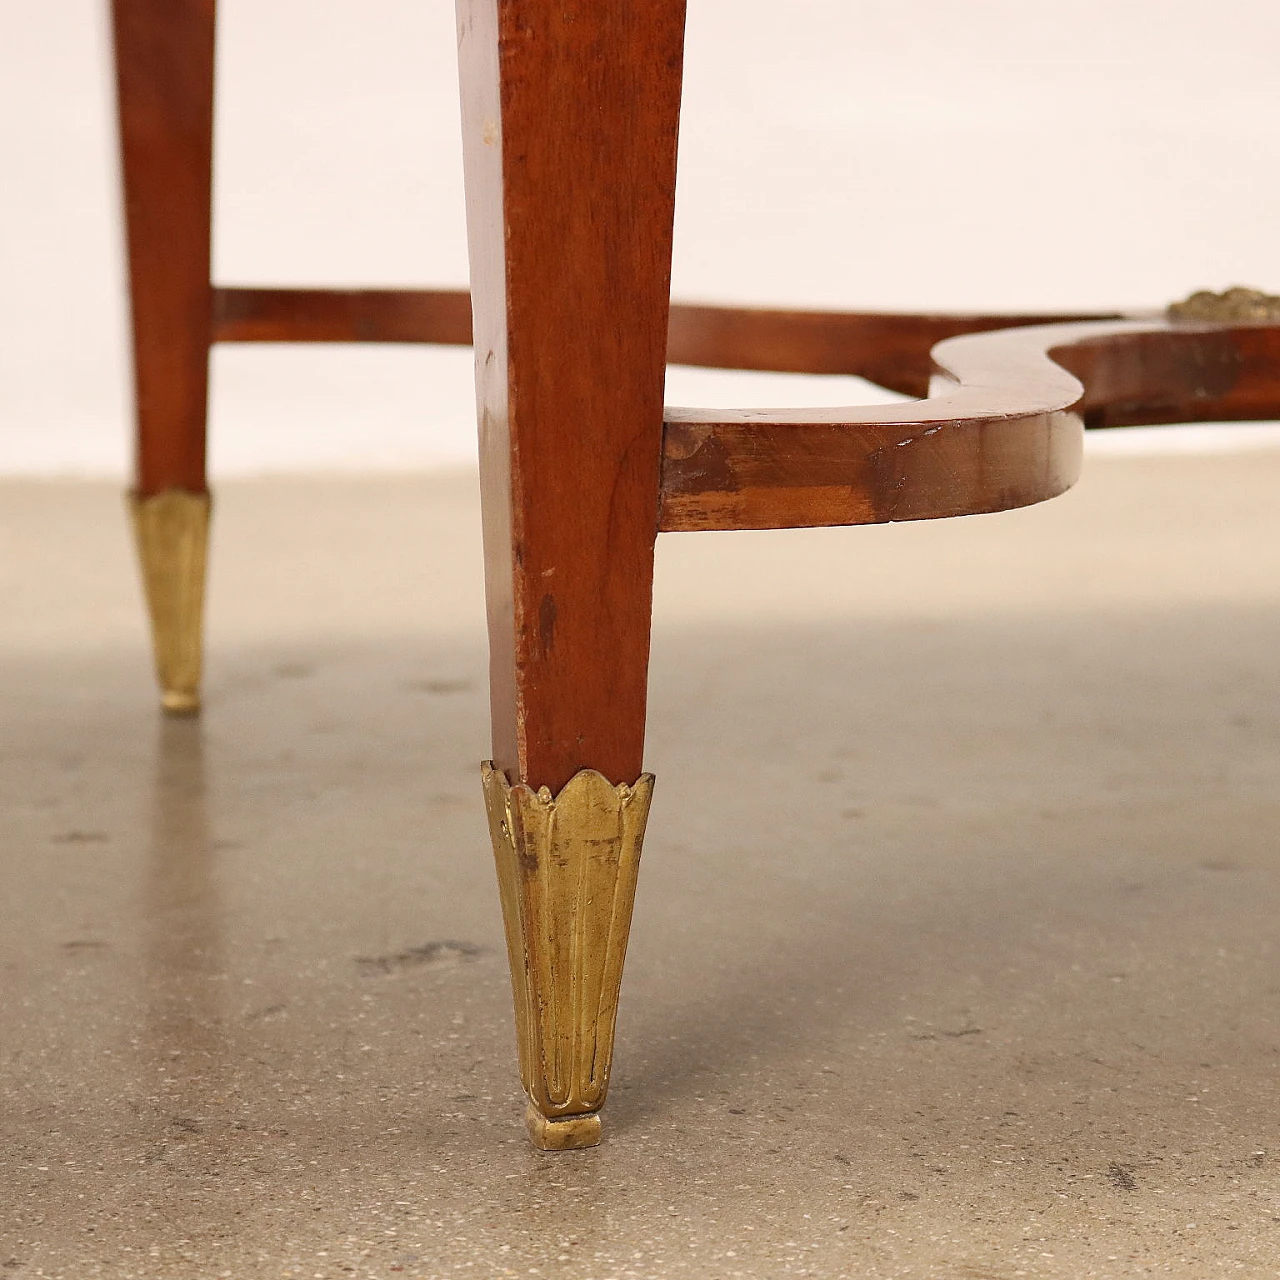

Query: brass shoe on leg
[482,762,655,1151]
[128,489,211,716]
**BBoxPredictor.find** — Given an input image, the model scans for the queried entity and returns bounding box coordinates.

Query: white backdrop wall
[3,0,1279,476]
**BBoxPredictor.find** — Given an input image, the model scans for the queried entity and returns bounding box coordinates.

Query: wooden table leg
[456,0,686,1149]
[111,0,216,714]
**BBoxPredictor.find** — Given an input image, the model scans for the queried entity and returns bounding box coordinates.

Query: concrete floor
[4,454,1280,1278]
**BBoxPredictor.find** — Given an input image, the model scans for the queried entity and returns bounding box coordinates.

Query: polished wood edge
[657,318,1280,533]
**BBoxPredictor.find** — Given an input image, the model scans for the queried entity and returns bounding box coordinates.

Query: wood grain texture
[1060,322,1280,429]
[111,0,216,495]
[659,319,1280,532]
[456,0,686,793]
[212,287,473,345]
[665,304,1120,397]
[210,286,1117,399]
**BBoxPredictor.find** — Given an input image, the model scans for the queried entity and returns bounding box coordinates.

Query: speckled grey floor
[4,456,1280,1278]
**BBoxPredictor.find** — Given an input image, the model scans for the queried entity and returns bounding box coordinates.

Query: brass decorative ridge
[482,762,655,1150]
[1168,286,1280,323]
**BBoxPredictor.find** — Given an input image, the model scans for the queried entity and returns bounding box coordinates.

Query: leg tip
[525,1103,602,1151]
[161,689,201,716]
[128,488,210,717]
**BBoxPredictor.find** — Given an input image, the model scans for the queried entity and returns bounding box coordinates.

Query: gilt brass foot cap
[128,489,211,716]
[525,1103,602,1152]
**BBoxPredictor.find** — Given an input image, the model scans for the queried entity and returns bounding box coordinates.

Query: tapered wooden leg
[456,0,686,1147]
[111,0,216,713]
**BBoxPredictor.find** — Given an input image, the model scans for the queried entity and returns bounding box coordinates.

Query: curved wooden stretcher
[111,0,1280,1149]
[210,288,1280,532]
[661,316,1280,531]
